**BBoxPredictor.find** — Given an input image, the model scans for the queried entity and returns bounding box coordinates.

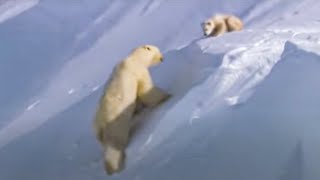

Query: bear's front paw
[161,93,171,103]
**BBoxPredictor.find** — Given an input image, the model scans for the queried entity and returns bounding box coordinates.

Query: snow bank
[0,0,39,24]
[118,38,320,180]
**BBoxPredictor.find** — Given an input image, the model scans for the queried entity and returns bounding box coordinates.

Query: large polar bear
[93,45,171,175]
[201,14,243,37]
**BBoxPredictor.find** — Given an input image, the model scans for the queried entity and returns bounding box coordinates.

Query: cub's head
[201,19,215,36]
[131,45,164,67]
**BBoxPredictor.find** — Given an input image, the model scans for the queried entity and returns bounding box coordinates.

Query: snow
[0,0,39,24]
[0,0,320,179]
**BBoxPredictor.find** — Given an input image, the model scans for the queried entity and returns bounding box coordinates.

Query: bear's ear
[143,46,151,51]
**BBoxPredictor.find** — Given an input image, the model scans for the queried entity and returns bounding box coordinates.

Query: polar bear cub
[202,14,243,37]
[93,45,170,175]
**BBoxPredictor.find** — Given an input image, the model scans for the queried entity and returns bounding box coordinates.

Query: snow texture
[0,0,39,24]
[0,0,320,179]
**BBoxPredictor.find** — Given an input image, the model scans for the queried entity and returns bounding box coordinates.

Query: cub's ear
[143,45,151,51]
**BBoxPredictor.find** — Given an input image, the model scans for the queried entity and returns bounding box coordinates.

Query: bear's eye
[206,22,211,26]
[146,46,151,51]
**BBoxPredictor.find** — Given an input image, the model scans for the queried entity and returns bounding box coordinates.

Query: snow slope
[1,0,320,179]
[0,0,39,24]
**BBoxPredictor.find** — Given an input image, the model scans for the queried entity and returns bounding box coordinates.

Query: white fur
[202,14,244,37]
[93,45,170,175]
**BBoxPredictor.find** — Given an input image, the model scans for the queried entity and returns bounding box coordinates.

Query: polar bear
[201,14,243,37]
[93,45,171,175]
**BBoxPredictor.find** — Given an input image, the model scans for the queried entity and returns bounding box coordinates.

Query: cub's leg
[226,16,243,32]
[211,21,227,37]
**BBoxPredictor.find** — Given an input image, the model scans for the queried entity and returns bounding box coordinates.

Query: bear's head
[131,45,164,67]
[201,19,215,36]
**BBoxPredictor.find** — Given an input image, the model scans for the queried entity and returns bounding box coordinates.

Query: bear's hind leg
[104,145,125,175]
[102,116,131,174]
